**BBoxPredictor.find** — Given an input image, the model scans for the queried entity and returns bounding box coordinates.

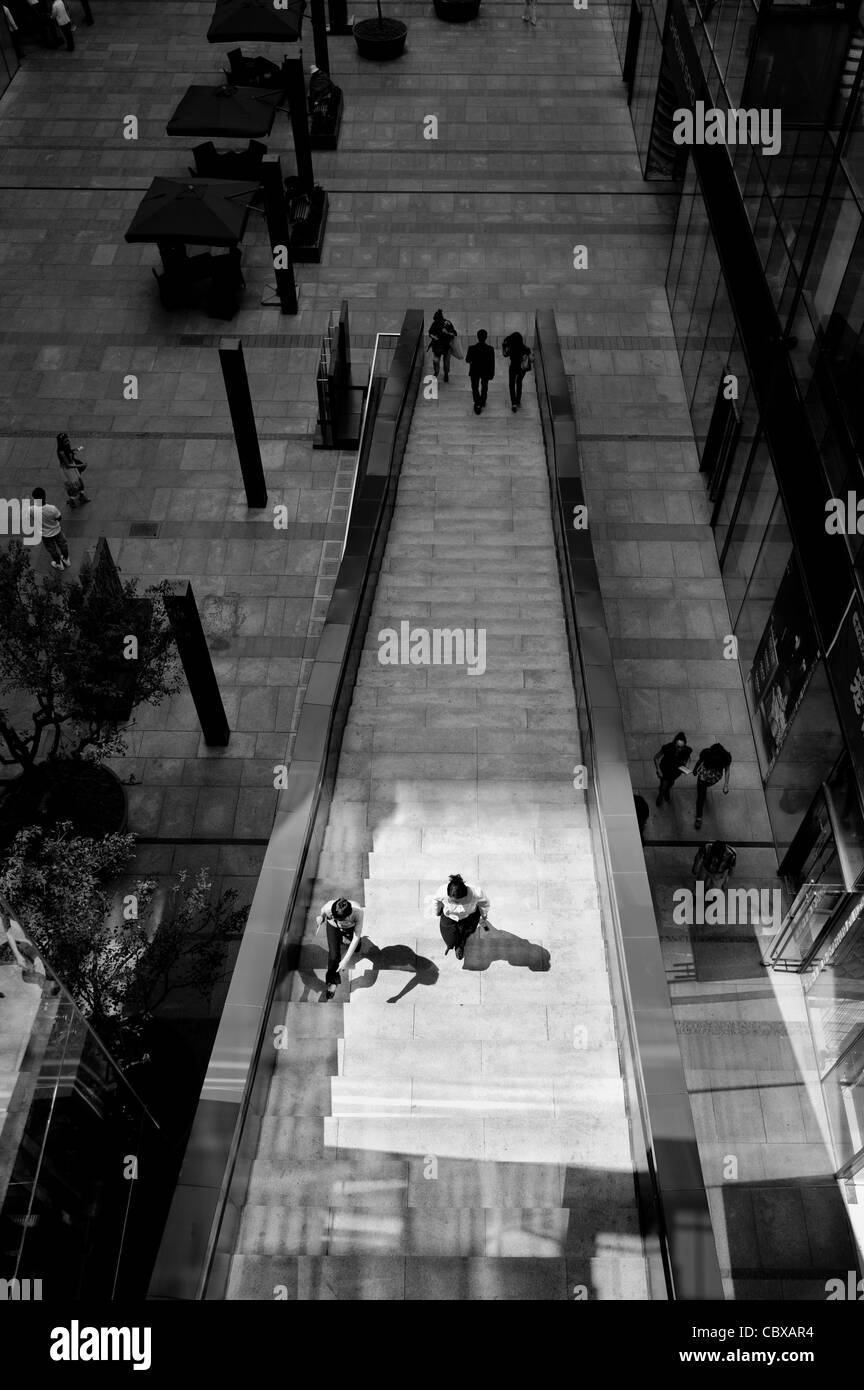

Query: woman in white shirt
[432,873,489,960]
[316,896,364,1000]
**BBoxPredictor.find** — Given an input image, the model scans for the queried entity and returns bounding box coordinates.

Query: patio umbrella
[207,0,305,43]
[166,84,284,139]
[124,178,260,246]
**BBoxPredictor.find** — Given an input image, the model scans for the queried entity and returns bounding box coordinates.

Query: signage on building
[748,557,820,776]
[665,0,705,113]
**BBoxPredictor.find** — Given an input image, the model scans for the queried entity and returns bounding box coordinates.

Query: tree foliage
[0,539,182,772]
[0,823,247,1069]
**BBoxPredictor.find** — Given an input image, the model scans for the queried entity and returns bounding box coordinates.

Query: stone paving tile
[0,0,848,1298]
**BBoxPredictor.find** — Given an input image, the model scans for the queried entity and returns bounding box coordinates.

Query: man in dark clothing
[653,731,692,807]
[692,840,736,892]
[465,328,495,414]
[692,742,732,829]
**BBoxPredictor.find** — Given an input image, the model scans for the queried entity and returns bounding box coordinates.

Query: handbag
[449,335,463,360]
[521,350,534,372]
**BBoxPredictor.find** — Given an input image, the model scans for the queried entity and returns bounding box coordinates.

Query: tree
[0,539,182,774]
[0,823,247,1070]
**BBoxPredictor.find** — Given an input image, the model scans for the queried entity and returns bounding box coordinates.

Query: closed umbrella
[207,0,305,43]
[166,84,285,139]
[124,178,260,246]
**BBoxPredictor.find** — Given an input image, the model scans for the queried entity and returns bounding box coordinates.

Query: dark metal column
[164,583,230,747]
[284,55,315,192]
[310,0,330,72]
[218,337,268,507]
[260,156,298,314]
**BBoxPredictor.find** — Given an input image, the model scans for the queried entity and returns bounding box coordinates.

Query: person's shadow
[442,918,550,973]
[293,939,439,1003]
[351,939,439,1002]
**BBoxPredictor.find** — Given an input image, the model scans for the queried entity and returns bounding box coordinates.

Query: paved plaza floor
[0,0,858,1298]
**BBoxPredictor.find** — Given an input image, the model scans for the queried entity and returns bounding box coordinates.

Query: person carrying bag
[56,431,89,509]
[427,309,457,382]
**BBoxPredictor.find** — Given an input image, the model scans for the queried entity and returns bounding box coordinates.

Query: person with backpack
[427,309,458,383]
[431,873,490,960]
[315,895,364,1000]
[56,432,89,509]
[692,741,732,829]
[692,840,736,892]
[502,330,533,411]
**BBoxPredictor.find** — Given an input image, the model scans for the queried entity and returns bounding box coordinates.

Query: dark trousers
[657,775,677,802]
[42,532,69,565]
[470,375,490,408]
[59,20,73,47]
[9,29,22,56]
[443,907,480,951]
[508,363,526,405]
[325,921,349,985]
[695,777,715,818]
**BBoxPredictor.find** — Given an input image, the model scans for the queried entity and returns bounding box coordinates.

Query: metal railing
[147,310,426,1302]
[340,331,400,560]
[533,310,724,1300]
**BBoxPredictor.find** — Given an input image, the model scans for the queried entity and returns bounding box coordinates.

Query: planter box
[353,17,407,59]
[434,0,481,19]
[289,188,329,264]
[309,88,344,152]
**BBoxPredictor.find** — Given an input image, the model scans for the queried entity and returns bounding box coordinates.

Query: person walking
[315,895,364,1000]
[50,0,73,48]
[427,309,457,383]
[502,330,533,412]
[692,839,736,893]
[653,730,692,807]
[31,487,70,569]
[522,0,537,24]
[465,329,495,415]
[3,6,23,58]
[432,873,490,961]
[692,741,732,829]
[56,432,89,509]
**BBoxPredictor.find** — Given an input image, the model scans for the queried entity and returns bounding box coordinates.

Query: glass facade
[619,0,864,1174]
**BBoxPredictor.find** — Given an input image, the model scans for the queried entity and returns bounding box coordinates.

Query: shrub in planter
[0,824,247,1077]
[0,540,181,778]
[0,760,127,847]
[354,1,407,59]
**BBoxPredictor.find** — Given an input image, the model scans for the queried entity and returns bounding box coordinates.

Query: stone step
[226,1252,573,1300]
[365,852,596,881]
[235,1204,582,1258]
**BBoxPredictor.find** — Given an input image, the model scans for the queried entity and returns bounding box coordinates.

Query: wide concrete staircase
[228,371,648,1301]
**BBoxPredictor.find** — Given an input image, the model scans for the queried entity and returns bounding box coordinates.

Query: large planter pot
[353,17,407,59]
[0,761,128,848]
[434,0,481,19]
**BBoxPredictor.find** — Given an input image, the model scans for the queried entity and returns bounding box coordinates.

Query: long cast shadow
[452,920,551,974]
[350,939,439,1003]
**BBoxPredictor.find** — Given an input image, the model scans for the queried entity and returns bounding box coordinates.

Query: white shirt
[430,882,489,921]
[51,0,71,23]
[319,900,363,937]
[34,501,62,538]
